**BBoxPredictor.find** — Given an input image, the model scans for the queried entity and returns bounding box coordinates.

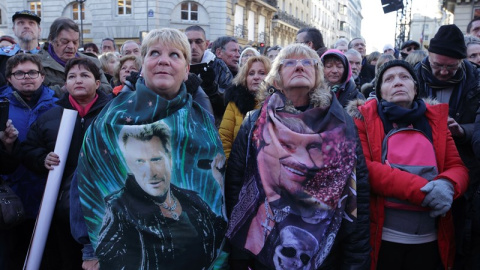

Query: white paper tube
[24,109,78,270]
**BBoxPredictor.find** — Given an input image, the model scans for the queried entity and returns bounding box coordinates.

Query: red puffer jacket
[348,98,469,270]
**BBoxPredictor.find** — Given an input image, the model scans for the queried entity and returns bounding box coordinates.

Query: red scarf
[69,94,99,118]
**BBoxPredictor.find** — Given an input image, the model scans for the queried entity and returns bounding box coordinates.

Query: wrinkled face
[467,44,480,66]
[279,56,317,102]
[246,61,267,92]
[346,54,362,78]
[350,38,366,57]
[267,49,280,61]
[470,20,480,38]
[65,65,100,102]
[52,29,79,62]
[273,226,318,270]
[428,52,461,81]
[122,42,141,56]
[323,58,345,85]
[217,41,240,72]
[7,61,45,97]
[185,30,208,64]
[119,60,139,84]
[102,39,115,53]
[142,41,190,100]
[380,66,416,108]
[259,118,323,198]
[13,18,41,43]
[122,136,172,198]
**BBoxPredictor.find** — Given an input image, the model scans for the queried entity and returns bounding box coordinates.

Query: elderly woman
[111,55,142,96]
[225,44,370,269]
[321,49,364,107]
[22,57,111,269]
[347,60,469,270]
[219,55,270,159]
[99,52,119,85]
[73,28,227,270]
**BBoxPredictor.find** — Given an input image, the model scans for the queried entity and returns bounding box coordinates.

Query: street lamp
[76,0,86,47]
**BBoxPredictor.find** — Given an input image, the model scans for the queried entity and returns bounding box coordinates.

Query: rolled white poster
[24,109,78,270]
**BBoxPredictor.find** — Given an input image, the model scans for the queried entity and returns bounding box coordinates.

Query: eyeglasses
[280,58,318,68]
[430,62,460,71]
[11,70,40,80]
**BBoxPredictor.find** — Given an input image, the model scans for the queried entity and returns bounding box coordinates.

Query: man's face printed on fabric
[258,114,323,201]
[121,136,172,198]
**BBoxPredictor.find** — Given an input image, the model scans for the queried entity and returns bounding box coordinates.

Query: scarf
[76,78,227,267]
[226,91,358,269]
[378,99,432,140]
[420,57,465,115]
[48,43,78,67]
[68,93,98,118]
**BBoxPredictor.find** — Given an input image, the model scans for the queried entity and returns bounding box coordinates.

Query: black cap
[401,40,420,50]
[375,60,418,100]
[428,24,466,59]
[12,10,41,24]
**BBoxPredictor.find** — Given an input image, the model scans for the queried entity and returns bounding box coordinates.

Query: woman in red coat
[347,60,469,270]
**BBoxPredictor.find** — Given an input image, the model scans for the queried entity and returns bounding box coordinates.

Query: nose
[293,148,316,169]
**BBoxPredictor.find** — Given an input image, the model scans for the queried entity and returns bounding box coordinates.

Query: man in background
[296,27,327,57]
[101,37,116,53]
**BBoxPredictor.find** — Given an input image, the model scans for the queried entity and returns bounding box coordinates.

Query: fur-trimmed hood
[224,83,257,115]
[256,85,333,113]
[346,97,440,120]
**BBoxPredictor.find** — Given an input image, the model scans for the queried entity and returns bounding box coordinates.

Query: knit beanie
[428,24,467,59]
[375,59,418,99]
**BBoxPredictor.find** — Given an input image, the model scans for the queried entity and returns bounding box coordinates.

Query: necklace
[262,197,291,240]
[156,190,179,221]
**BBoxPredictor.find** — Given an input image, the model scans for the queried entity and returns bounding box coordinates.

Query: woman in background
[219,55,270,159]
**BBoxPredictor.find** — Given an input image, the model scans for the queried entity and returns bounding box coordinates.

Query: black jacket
[415,59,480,196]
[338,78,365,108]
[224,83,256,116]
[226,98,371,270]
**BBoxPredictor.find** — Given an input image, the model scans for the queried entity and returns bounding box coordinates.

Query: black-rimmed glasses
[11,70,40,80]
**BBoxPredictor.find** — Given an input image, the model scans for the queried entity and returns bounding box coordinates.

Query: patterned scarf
[226,91,358,269]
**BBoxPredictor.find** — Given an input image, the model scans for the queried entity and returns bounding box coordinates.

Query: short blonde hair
[233,55,271,88]
[140,28,191,65]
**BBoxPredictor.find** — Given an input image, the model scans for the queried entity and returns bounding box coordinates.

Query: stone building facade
[0,0,363,50]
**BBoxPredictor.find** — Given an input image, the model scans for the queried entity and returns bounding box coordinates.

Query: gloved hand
[420,179,454,218]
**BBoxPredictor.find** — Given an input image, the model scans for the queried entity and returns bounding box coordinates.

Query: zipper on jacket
[81,117,85,129]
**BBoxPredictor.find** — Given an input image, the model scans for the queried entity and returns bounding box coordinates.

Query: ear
[215,48,222,57]
[95,80,101,90]
[184,64,190,81]
[205,40,210,47]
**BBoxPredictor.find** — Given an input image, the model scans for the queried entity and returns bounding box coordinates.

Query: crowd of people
[0,8,479,270]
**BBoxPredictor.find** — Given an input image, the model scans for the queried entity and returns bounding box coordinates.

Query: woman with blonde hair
[220,55,271,159]
[225,43,370,269]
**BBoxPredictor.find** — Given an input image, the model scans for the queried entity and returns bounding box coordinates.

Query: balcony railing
[273,11,312,29]
[260,0,278,7]
[234,24,247,39]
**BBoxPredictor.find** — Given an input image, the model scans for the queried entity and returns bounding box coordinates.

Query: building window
[424,35,429,41]
[118,0,132,15]
[72,3,85,21]
[29,1,41,17]
[181,2,198,21]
